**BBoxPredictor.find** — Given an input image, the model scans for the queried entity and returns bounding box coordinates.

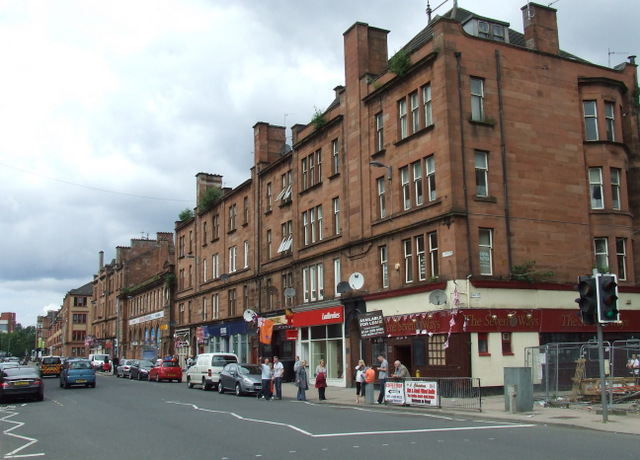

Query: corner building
[175,3,640,389]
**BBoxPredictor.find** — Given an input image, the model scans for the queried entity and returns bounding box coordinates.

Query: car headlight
[242,378,253,385]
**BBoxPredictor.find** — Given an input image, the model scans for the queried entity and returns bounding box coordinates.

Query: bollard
[365,382,375,404]
[507,384,518,413]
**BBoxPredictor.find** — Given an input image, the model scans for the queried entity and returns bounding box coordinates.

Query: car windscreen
[239,365,261,375]
[71,361,91,369]
[162,362,180,368]
[213,356,237,366]
[3,367,38,377]
[43,357,61,364]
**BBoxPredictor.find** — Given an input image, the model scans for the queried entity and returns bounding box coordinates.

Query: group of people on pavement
[353,355,410,404]
[257,354,410,404]
[257,356,285,401]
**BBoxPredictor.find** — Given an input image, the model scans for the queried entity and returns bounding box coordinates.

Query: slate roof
[398,7,587,63]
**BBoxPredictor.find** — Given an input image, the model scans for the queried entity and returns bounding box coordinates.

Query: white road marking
[166,401,534,438]
[0,407,45,458]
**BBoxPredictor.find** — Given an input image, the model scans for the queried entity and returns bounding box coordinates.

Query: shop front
[174,328,191,369]
[207,320,250,363]
[292,305,346,387]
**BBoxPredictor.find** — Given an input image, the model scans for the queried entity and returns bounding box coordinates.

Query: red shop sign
[285,329,298,341]
[293,306,344,328]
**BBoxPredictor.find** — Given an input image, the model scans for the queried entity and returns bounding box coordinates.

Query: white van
[88,354,111,371]
[186,353,238,390]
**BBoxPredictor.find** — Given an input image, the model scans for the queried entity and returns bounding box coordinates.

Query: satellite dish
[219,273,230,281]
[284,287,296,298]
[429,290,447,306]
[348,272,365,290]
[243,309,258,322]
[337,281,351,294]
[281,144,292,155]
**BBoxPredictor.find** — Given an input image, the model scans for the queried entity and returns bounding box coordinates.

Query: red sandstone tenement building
[79,3,639,388]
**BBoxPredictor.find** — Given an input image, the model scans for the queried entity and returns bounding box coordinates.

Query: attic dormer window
[475,20,507,43]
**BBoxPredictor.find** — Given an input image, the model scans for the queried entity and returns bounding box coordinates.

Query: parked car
[60,358,96,389]
[148,361,182,383]
[116,359,136,378]
[218,363,262,396]
[0,362,20,372]
[89,354,111,372]
[0,366,44,402]
[129,360,154,380]
[186,353,238,390]
[2,356,20,364]
[39,355,62,378]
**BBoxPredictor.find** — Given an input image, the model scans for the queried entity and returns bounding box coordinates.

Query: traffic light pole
[596,322,608,423]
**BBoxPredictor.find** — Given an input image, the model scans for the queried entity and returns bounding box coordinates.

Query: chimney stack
[99,251,104,271]
[522,3,559,55]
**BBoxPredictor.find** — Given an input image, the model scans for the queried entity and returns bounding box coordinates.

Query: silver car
[217,363,262,396]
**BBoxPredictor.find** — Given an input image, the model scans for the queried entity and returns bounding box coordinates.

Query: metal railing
[385,377,482,412]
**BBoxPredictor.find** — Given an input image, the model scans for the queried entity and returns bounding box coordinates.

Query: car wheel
[91,382,96,388]
[155,374,160,383]
[218,382,224,394]
[187,377,194,389]
[36,392,44,402]
[129,372,133,380]
[201,378,207,390]
[235,383,242,397]
[138,373,142,381]
[147,374,151,382]
[64,382,70,389]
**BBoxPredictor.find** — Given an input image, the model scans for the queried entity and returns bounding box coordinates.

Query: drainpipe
[455,51,473,275]
[495,50,513,273]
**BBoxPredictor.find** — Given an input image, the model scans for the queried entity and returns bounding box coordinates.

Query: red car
[148,361,182,383]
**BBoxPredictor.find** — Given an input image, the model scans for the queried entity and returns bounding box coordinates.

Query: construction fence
[524,339,640,403]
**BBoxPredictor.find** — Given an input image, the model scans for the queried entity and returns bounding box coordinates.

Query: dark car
[148,361,183,383]
[116,359,136,378]
[217,363,263,396]
[60,358,96,389]
[0,366,44,402]
[129,360,154,380]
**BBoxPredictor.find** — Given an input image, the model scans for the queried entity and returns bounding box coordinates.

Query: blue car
[60,358,96,389]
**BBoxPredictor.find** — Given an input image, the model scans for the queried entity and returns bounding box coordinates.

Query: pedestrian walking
[272,356,284,399]
[355,359,366,404]
[258,357,273,400]
[315,359,327,400]
[295,359,308,401]
[376,355,388,404]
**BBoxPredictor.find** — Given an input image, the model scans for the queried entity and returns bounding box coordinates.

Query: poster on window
[384,381,405,405]
[404,380,438,406]
[358,310,386,338]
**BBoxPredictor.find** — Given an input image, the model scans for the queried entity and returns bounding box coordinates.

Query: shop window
[478,332,490,356]
[502,332,513,355]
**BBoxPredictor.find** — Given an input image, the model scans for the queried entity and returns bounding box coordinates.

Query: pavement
[275,382,640,436]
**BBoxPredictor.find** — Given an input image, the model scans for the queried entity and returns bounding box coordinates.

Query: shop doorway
[394,345,412,375]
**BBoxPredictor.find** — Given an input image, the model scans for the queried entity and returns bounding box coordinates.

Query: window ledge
[469,118,495,127]
[478,352,491,357]
[473,195,497,203]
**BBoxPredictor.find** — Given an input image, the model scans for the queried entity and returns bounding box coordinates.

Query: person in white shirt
[628,353,640,384]
[272,356,284,399]
[258,357,273,401]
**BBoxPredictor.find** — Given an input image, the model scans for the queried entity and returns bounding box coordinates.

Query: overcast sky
[0,0,637,328]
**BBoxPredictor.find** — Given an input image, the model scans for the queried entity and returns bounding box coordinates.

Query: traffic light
[575,275,597,325]
[597,274,619,323]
